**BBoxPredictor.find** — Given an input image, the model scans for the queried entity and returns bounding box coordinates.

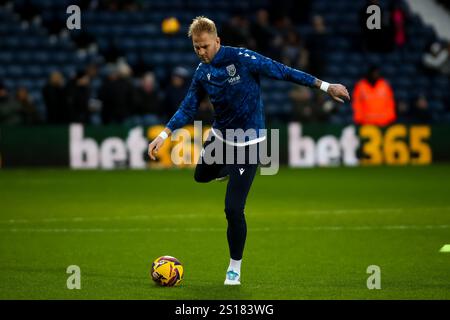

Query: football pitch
[1,165,450,300]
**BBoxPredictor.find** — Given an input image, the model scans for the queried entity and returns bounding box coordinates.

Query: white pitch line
[0,207,449,225]
[287,207,450,215]
[0,213,207,224]
[0,224,449,233]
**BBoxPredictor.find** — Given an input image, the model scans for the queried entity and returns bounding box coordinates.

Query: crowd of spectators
[1,0,448,127]
[0,81,41,125]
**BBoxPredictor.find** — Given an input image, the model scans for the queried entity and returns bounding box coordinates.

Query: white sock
[228,258,242,273]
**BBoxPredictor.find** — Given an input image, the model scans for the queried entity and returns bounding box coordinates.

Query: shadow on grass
[143,281,255,300]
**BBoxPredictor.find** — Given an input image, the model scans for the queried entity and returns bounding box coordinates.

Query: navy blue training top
[166,46,316,143]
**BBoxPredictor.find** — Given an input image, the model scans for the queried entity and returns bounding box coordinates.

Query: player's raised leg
[194,136,228,183]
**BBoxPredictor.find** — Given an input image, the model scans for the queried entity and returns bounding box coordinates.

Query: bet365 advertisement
[0,123,448,168]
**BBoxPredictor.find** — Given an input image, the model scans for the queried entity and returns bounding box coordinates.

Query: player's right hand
[148,137,165,160]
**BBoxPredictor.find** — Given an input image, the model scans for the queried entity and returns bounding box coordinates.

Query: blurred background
[0,0,449,167]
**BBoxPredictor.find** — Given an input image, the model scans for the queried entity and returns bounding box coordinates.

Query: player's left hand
[328,84,350,103]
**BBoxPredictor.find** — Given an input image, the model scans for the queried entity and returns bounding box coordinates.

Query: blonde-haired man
[149,16,350,285]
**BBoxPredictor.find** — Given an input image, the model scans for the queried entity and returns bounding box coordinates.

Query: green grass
[1,165,450,299]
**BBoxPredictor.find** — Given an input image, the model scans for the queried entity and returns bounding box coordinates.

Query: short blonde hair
[188,16,217,38]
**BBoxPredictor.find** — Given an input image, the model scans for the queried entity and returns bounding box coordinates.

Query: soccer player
[148,16,350,285]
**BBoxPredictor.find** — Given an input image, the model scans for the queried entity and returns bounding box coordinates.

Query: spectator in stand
[0,82,23,125]
[99,62,134,124]
[397,93,432,124]
[15,87,40,125]
[396,99,411,123]
[410,94,432,124]
[389,1,408,50]
[0,84,39,125]
[306,15,329,78]
[280,29,309,71]
[43,71,68,124]
[270,15,295,61]
[66,70,92,123]
[289,85,314,123]
[99,65,119,124]
[250,9,275,56]
[220,13,254,48]
[272,14,294,38]
[289,85,333,123]
[131,72,163,126]
[162,66,190,121]
[85,63,99,80]
[352,65,396,126]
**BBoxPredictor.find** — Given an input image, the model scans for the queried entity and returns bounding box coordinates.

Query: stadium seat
[6,66,25,79]
[0,51,14,63]
[27,66,45,79]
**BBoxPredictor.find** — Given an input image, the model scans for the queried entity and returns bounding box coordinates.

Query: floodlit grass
[1,165,450,299]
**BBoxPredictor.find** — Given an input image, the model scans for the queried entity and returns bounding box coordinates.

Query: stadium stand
[0,0,448,124]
